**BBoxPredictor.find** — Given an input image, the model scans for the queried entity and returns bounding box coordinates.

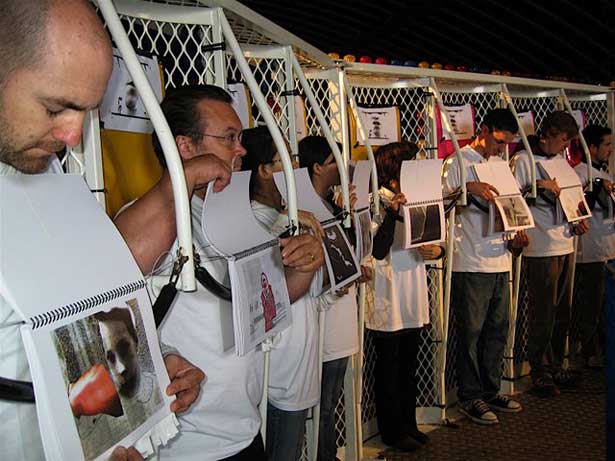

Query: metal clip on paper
[153,252,189,327]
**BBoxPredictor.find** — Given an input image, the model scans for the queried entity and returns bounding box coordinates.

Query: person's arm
[372,192,406,260]
[114,155,231,274]
[279,233,325,302]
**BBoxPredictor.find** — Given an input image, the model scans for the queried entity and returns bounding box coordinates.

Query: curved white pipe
[502,84,537,198]
[218,11,299,232]
[429,78,467,206]
[560,89,593,191]
[343,73,381,216]
[97,0,196,291]
[291,55,352,228]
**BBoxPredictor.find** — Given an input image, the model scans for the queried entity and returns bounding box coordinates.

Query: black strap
[0,377,35,403]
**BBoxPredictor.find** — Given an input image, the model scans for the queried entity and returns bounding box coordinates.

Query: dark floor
[373,368,606,461]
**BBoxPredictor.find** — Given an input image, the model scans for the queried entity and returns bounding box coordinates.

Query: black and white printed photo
[322,223,360,288]
[495,196,532,229]
[405,203,443,247]
[53,298,163,460]
[559,186,591,222]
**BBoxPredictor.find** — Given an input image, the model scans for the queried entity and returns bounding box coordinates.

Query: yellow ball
[328,52,340,60]
[418,61,430,68]
[431,62,443,70]
[343,54,356,63]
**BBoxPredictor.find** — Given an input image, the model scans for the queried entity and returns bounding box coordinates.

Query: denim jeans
[317,357,348,461]
[266,403,308,461]
[524,254,573,378]
[452,272,509,403]
[220,433,266,460]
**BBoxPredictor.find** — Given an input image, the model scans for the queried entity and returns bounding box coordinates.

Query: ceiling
[238,0,615,85]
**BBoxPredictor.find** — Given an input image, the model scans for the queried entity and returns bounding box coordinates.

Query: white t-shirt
[442,146,512,273]
[251,201,321,411]
[366,188,430,332]
[322,285,359,363]
[0,159,63,461]
[574,163,615,263]
[513,151,574,257]
[156,195,264,461]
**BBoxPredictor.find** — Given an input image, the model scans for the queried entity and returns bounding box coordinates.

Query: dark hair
[0,0,51,88]
[482,109,519,134]
[375,141,419,187]
[240,126,278,196]
[298,135,341,178]
[539,110,578,139]
[582,124,612,149]
[152,84,232,168]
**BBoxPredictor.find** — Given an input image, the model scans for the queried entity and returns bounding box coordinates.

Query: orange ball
[431,63,443,70]
[418,61,430,68]
[491,69,502,75]
[328,52,340,60]
[343,54,356,62]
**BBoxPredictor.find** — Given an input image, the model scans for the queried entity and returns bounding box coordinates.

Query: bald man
[0,1,227,459]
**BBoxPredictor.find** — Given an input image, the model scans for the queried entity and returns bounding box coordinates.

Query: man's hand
[164,354,205,413]
[358,264,373,283]
[334,184,358,211]
[109,446,143,461]
[537,178,560,197]
[184,154,232,194]
[511,230,529,249]
[573,219,590,236]
[467,181,499,202]
[603,179,613,193]
[388,193,407,212]
[279,234,325,272]
[417,244,442,260]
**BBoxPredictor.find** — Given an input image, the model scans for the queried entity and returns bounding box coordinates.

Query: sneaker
[531,375,560,398]
[487,394,522,413]
[407,428,429,445]
[587,355,605,369]
[392,434,421,452]
[553,369,582,389]
[459,399,499,425]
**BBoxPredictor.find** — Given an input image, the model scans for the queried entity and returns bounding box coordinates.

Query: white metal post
[97,0,196,291]
[441,206,456,414]
[501,84,538,198]
[283,47,299,158]
[429,78,467,206]
[291,55,352,227]
[342,72,380,216]
[560,88,593,190]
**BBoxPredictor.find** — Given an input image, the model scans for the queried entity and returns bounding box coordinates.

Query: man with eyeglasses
[442,109,528,425]
[116,84,323,461]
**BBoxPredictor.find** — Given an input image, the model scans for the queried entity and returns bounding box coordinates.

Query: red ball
[359,55,373,63]
[444,64,455,71]
[456,65,468,72]
[375,57,389,65]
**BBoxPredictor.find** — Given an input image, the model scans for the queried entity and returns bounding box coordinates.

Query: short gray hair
[0,0,52,88]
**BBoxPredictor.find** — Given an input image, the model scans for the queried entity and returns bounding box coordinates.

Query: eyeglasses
[202,130,243,147]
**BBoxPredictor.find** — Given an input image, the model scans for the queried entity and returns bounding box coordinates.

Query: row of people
[1,1,612,460]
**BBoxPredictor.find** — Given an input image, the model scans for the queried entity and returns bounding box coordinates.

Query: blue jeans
[452,272,509,403]
[266,403,308,461]
[318,357,348,461]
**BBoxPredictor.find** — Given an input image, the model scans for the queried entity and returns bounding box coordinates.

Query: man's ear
[258,163,271,180]
[479,124,490,137]
[176,135,197,160]
[312,162,323,176]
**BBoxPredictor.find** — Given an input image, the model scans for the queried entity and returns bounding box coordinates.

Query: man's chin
[0,152,54,174]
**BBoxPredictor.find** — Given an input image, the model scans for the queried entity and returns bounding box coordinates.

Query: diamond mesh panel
[351,86,433,157]
[100,11,218,89]
[226,55,293,140]
[570,99,609,126]
[304,78,334,137]
[441,91,502,131]
[511,96,561,130]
